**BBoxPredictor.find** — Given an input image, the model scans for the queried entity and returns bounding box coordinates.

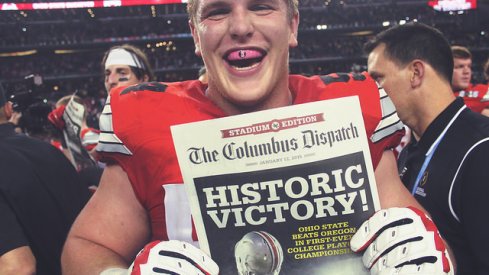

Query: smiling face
[189,0,299,114]
[451,57,472,91]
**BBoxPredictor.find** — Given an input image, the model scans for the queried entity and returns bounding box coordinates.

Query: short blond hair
[451,45,472,60]
[187,0,298,24]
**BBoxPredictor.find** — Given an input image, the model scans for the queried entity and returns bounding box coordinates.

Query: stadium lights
[0,0,185,11]
[0,50,37,57]
[54,49,78,54]
[428,0,477,12]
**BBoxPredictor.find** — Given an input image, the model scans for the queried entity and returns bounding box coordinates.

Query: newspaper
[171,96,379,275]
[62,95,96,171]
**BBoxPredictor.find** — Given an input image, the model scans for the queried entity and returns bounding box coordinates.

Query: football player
[102,44,155,94]
[451,46,489,114]
[61,1,454,274]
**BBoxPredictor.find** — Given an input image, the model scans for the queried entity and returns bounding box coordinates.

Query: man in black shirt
[365,22,489,274]
[0,89,90,274]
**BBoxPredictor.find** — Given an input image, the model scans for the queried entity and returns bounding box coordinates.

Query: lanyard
[411,133,445,195]
[411,105,466,195]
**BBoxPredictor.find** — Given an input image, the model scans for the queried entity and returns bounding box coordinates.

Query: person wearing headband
[101,44,154,93]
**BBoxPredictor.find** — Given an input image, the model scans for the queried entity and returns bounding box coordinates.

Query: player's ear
[189,20,202,57]
[410,60,425,88]
[3,101,13,120]
[288,12,300,48]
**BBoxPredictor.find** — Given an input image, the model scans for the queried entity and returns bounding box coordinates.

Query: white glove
[128,240,219,275]
[350,207,454,275]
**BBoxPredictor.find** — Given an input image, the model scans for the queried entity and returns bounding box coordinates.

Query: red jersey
[96,73,404,243]
[454,83,489,113]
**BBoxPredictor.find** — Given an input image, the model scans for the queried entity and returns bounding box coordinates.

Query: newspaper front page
[171,96,379,275]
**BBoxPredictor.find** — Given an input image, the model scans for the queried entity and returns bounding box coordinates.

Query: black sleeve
[459,140,489,271]
[0,194,28,256]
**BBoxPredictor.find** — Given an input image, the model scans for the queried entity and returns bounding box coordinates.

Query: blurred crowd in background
[0,0,488,130]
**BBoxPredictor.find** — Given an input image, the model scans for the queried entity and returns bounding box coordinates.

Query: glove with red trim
[129,240,219,275]
[351,207,454,275]
[80,127,100,151]
[48,105,66,129]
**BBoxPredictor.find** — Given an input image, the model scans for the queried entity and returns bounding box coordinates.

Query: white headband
[105,48,145,70]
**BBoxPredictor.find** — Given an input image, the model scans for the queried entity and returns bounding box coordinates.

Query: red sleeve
[95,80,220,226]
[290,73,404,168]
[95,80,224,241]
[455,84,489,113]
[95,82,183,206]
[473,84,489,113]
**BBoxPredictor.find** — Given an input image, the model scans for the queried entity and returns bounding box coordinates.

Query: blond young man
[451,46,489,115]
[62,1,453,274]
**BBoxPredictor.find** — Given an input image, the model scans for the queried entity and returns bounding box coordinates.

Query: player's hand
[350,207,454,275]
[129,240,219,275]
[48,105,66,129]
